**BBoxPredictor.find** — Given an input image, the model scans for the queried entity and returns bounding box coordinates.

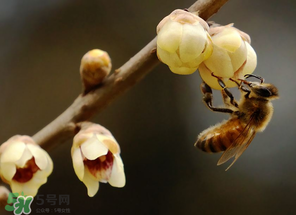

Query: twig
[32,0,229,150]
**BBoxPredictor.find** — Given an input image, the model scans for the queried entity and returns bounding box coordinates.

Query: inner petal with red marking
[84,151,114,182]
[13,157,40,183]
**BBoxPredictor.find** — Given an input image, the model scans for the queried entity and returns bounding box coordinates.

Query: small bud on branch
[80,49,112,94]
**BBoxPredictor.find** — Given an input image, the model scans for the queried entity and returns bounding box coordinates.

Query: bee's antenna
[244,74,264,84]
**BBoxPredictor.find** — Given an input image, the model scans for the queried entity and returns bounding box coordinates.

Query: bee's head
[249,82,279,100]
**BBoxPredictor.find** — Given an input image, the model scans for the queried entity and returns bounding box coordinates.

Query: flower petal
[72,148,84,181]
[82,168,99,197]
[228,40,247,73]
[26,144,49,170]
[241,42,257,75]
[169,66,197,75]
[202,34,214,60]
[212,27,242,53]
[0,163,16,181]
[157,20,182,53]
[179,23,206,63]
[20,171,48,196]
[81,135,108,160]
[10,180,24,195]
[73,132,93,149]
[157,47,182,67]
[1,141,26,163]
[199,63,223,90]
[100,137,120,154]
[108,154,126,188]
[15,147,33,168]
[204,44,233,78]
[45,154,54,176]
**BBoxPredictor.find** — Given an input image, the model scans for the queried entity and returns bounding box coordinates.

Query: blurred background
[0,0,295,214]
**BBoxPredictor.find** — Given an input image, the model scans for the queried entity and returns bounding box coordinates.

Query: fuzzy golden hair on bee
[196,74,278,171]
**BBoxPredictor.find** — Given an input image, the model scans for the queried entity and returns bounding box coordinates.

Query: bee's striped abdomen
[195,119,244,153]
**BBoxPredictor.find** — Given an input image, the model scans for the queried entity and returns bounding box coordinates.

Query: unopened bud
[80,49,112,93]
[199,23,257,90]
[156,9,213,75]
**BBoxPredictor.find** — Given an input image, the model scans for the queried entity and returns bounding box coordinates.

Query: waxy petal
[0,141,26,163]
[72,148,84,181]
[26,144,49,170]
[15,147,33,168]
[179,23,207,63]
[80,135,108,160]
[19,171,48,196]
[0,163,16,181]
[199,63,223,90]
[99,135,120,154]
[204,44,234,78]
[157,20,182,53]
[82,168,99,197]
[228,40,247,73]
[157,47,182,67]
[202,35,214,60]
[169,66,197,75]
[73,132,93,149]
[108,154,126,188]
[212,27,242,53]
[241,42,257,75]
[10,180,24,196]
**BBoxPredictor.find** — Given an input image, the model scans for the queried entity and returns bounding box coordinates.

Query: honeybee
[195,74,279,170]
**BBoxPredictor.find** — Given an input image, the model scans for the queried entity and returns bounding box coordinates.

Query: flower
[156,9,213,75]
[199,23,257,89]
[71,123,125,197]
[0,135,53,197]
[80,49,112,93]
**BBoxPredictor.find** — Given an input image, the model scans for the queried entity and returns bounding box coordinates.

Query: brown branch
[32,0,229,150]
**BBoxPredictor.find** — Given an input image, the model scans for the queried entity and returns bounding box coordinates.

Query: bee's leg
[215,78,239,108]
[244,74,264,83]
[200,82,234,114]
[229,78,251,98]
[221,90,233,107]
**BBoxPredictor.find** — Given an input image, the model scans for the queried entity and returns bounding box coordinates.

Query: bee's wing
[217,115,256,171]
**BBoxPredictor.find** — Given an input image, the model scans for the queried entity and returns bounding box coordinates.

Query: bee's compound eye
[256,87,272,97]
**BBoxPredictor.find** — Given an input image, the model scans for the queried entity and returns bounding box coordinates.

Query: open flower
[0,135,53,197]
[71,123,125,197]
[156,9,213,75]
[199,23,257,89]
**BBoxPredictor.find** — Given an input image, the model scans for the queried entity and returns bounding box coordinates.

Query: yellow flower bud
[0,135,53,197]
[80,49,112,93]
[71,123,125,197]
[156,9,213,75]
[199,23,257,90]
